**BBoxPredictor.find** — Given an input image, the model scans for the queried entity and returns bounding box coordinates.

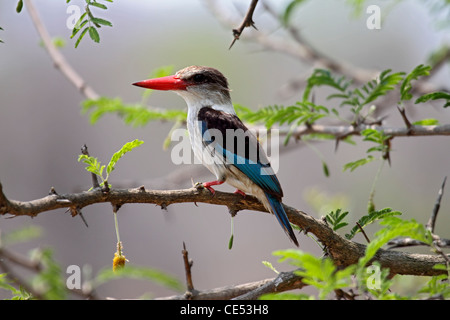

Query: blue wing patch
[198,107,283,197]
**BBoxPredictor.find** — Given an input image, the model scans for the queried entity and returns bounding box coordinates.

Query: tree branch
[158,270,305,300]
[284,123,450,140]
[229,0,259,49]
[0,182,447,278]
[24,0,99,100]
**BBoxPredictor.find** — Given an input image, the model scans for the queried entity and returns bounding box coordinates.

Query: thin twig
[229,0,259,49]
[81,145,100,189]
[397,105,412,131]
[157,270,303,300]
[427,176,447,233]
[356,222,370,243]
[287,123,450,140]
[182,242,195,294]
[24,0,99,100]
[0,181,448,277]
[232,271,305,300]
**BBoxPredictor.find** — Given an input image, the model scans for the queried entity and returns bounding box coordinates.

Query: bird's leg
[202,180,225,195]
[234,189,246,197]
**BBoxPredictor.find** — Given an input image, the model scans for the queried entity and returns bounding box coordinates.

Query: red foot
[234,189,246,197]
[203,180,225,195]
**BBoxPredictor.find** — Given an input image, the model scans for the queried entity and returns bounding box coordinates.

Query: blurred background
[0,0,449,299]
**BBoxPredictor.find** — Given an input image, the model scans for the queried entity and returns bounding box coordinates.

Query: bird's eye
[193,74,206,83]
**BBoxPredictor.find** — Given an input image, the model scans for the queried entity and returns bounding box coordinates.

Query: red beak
[132,75,187,91]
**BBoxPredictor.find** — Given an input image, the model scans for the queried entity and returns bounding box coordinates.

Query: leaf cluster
[78,139,144,188]
[262,212,446,300]
[235,65,448,174]
[343,208,402,240]
[68,0,113,48]
[82,97,187,127]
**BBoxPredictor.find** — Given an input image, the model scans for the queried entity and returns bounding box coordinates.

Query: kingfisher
[133,66,298,246]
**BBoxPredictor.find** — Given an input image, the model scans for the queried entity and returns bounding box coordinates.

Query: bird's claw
[204,185,216,196]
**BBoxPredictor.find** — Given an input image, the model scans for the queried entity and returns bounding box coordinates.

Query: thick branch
[0,182,447,277]
[283,123,450,139]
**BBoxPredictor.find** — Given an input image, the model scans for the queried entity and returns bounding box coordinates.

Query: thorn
[139,185,146,192]
[79,211,89,228]
[229,36,238,50]
[334,138,340,152]
[68,206,88,227]
[81,144,89,155]
[426,176,447,233]
[48,187,58,195]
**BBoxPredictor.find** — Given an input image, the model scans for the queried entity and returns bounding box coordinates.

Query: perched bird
[133,66,298,246]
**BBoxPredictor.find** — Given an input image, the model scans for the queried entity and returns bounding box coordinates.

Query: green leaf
[345,208,402,240]
[282,0,307,25]
[2,225,43,246]
[415,91,450,108]
[322,161,330,177]
[0,274,32,300]
[325,209,349,231]
[360,217,432,266]
[262,261,279,274]
[418,274,450,299]
[343,155,376,172]
[412,118,439,126]
[362,69,405,106]
[89,2,108,9]
[303,69,351,102]
[74,26,89,48]
[273,249,356,299]
[94,265,183,292]
[16,0,23,13]
[78,154,105,178]
[30,248,67,300]
[88,26,100,43]
[228,234,234,250]
[90,17,113,27]
[232,102,328,131]
[400,64,431,101]
[106,139,144,176]
[81,97,187,127]
[52,36,66,48]
[71,12,88,37]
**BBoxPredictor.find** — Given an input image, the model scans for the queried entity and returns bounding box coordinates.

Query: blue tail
[265,193,299,246]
